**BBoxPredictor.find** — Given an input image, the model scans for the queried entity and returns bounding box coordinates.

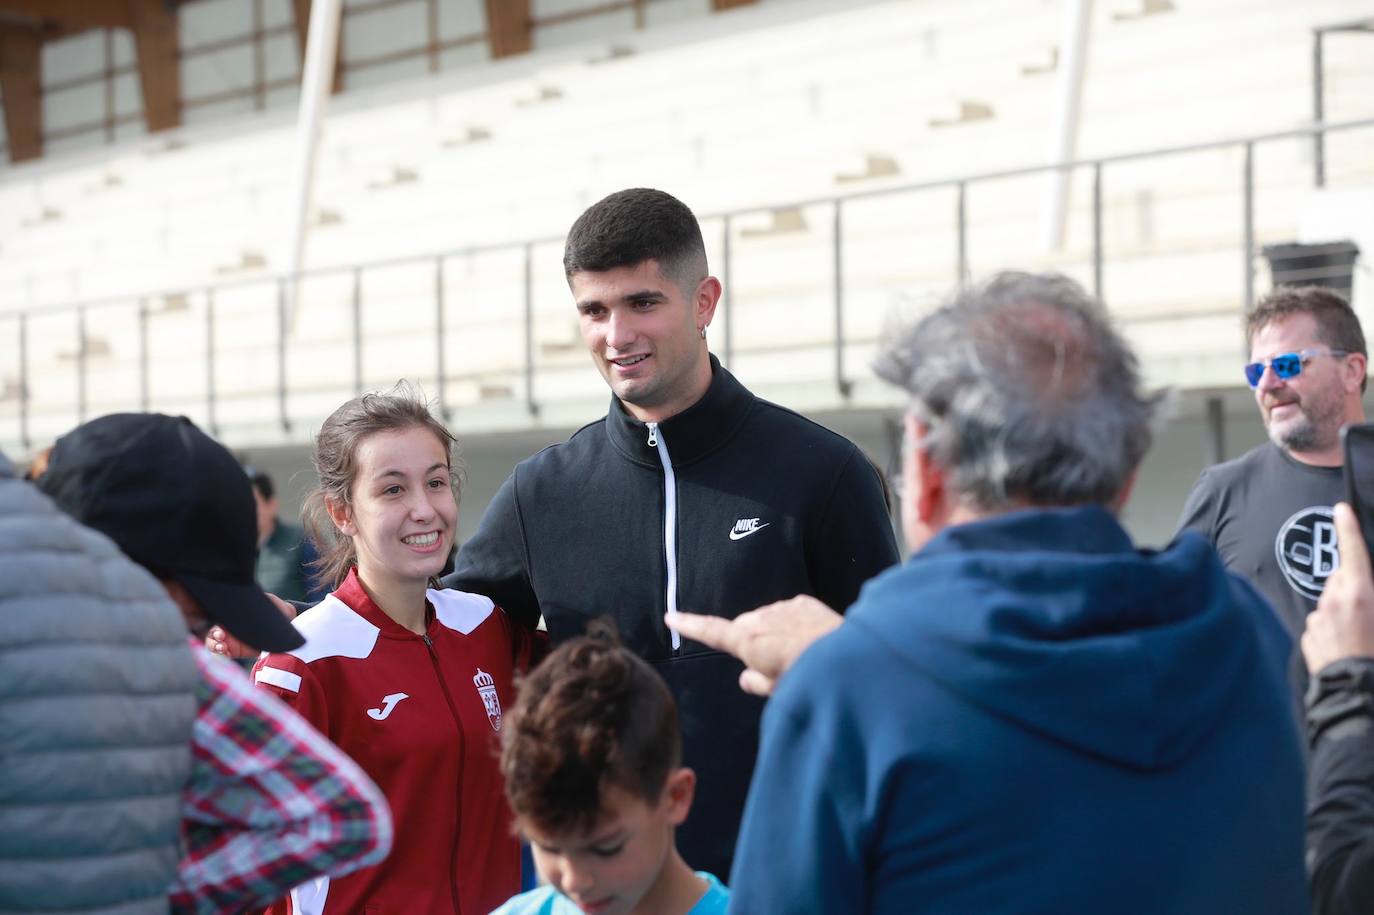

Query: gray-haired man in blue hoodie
[671,271,1307,915]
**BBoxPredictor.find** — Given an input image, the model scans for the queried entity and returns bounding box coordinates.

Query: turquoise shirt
[490,871,728,915]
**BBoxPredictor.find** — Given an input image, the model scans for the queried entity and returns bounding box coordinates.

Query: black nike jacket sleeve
[806,445,901,615]
[444,471,541,631]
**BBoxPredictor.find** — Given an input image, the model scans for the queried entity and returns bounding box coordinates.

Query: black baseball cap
[39,413,305,653]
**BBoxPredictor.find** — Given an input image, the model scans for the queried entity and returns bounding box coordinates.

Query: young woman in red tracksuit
[252,386,540,915]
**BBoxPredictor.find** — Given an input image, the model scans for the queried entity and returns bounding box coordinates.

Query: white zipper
[646,421,680,652]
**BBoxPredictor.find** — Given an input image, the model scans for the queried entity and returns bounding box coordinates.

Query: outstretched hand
[1303,502,1374,674]
[666,595,842,696]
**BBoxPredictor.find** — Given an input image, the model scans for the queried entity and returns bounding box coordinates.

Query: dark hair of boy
[500,620,681,835]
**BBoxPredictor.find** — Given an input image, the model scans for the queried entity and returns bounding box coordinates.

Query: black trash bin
[1262,240,1361,300]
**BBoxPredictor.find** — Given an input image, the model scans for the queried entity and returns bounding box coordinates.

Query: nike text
[729,518,770,541]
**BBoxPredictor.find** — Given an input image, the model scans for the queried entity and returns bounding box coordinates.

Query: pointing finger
[665,610,741,656]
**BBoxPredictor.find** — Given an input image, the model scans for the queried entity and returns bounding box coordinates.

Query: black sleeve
[807,446,901,615]
[444,471,541,630]
[1177,469,1219,541]
[1307,657,1374,915]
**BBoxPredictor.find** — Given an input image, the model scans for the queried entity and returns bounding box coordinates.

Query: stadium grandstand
[0,0,1371,546]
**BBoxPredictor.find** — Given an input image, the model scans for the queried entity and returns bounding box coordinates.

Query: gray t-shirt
[1179,441,1344,696]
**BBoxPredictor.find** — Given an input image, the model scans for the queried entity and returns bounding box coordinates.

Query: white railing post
[281,0,343,327]
[1042,0,1094,251]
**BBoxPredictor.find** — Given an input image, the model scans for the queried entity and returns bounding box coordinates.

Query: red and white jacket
[252,569,537,915]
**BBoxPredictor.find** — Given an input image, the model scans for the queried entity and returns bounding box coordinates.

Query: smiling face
[572,259,720,424]
[1249,313,1359,455]
[524,775,693,915]
[329,425,456,591]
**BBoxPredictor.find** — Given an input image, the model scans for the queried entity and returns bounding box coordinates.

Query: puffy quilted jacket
[0,453,200,913]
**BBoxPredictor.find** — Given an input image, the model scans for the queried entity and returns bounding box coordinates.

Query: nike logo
[367,692,410,720]
[729,518,770,541]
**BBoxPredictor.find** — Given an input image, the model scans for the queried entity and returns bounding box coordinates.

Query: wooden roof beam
[0,0,184,153]
[0,21,42,162]
[0,0,131,31]
[711,0,758,9]
[291,0,310,57]
[485,0,531,59]
[128,0,180,133]
[290,0,342,93]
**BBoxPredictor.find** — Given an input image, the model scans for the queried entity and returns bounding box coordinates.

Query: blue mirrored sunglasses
[1244,348,1347,388]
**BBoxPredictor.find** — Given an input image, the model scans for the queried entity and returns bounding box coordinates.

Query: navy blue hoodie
[729,506,1307,914]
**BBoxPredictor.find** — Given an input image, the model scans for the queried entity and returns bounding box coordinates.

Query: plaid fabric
[169,642,393,914]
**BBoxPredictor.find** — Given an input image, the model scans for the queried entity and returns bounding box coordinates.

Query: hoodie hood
[850,505,1289,771]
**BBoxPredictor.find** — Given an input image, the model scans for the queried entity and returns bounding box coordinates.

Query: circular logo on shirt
[1274,506,1339,600]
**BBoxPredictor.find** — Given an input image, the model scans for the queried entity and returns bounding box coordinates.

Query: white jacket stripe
[255,667,303,693]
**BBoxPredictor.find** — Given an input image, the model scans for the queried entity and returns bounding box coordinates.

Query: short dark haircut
[563,188,708,295]
[1246,285,1367,392]
[501,621,681,836]
[246,468,273,501]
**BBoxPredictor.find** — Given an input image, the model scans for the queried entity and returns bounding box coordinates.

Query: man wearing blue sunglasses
[1180,285,1367,702]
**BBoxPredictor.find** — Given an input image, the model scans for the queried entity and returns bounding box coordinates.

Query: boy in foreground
[494,625,729,915]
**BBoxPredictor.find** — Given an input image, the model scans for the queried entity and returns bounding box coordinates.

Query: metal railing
[1311,18,1374,187]
[4,116,1374,452]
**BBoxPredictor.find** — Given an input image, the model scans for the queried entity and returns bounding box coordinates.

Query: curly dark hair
[500,620,681,836]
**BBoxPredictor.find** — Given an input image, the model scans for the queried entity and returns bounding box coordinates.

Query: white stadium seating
[0,0,1371,458]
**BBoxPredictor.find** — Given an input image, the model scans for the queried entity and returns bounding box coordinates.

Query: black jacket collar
[604,355,755,468]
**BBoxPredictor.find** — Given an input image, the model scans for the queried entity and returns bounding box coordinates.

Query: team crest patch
[473,668,502,732]
[1274,506,1339,600]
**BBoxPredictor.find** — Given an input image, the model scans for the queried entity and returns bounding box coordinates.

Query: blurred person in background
[38,412,392,913]
[1180,286,1368,703]
[672,272,1307,914]
[253,386,542,915]
[1302,501,1374,915]
[1,450,198,913]
[447,188,899,879]
[248,467,326,604]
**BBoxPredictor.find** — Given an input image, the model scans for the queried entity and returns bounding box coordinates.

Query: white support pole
[281,0,343,326]
[1042,0,1094,251]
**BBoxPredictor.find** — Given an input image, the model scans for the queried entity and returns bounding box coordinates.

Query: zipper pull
[422,633,433,647]
[646,421,658,448]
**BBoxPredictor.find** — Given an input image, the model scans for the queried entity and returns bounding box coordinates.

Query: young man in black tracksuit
[446,188,899,880]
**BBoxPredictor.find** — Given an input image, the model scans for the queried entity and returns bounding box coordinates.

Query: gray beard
[1268,410,1339,453]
